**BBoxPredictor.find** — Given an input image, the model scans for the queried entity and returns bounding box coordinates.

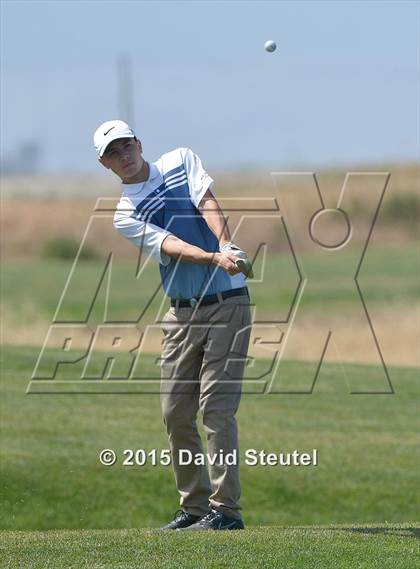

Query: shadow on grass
[281,526,420,539]
[331,526,420,539]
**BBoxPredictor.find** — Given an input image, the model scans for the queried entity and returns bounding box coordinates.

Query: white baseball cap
[94,119,135,157]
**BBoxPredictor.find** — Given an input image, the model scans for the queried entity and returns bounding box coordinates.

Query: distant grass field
[2,243,418,365]
[2,243,417,324]
[1,525,418,569]
[1,345,418,533]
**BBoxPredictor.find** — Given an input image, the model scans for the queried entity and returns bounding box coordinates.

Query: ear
[98,157,110,170]
[137,138,143,154]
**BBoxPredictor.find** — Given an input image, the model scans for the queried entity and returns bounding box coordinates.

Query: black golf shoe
[178,508,244,531]
[160,509,201,530]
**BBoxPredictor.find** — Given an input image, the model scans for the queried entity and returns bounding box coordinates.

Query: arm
[161,234,240,275]
[114,197,240,275]
[198,188,231,248]
[197,188,253,278]
[180,148,230,247]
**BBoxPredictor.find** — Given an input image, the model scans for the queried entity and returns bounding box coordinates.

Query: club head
[235,258,254,279]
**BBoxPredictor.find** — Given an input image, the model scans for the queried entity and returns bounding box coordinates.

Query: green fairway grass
[1,525,418,569]
[0,345,418,531]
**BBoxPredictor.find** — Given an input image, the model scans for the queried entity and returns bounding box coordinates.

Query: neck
[121,160,150,184]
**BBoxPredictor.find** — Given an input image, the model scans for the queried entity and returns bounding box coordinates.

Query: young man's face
[99,137,145,182]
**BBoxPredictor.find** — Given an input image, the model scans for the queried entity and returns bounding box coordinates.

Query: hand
[212,252,242,276]
[219,242,254,279]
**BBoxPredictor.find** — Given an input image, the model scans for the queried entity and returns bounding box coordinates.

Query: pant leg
[160,307,212,517]
[199,296,252,520]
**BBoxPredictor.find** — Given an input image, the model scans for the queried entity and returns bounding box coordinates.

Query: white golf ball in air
[264,40,277,53]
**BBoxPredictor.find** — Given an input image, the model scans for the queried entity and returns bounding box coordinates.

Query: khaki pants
[160,294,252,520]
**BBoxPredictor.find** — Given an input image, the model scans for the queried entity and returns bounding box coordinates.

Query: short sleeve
[113,203,172,266]
[181,147,215,208]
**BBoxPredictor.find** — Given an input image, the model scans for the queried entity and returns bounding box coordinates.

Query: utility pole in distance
[117,53,134,127]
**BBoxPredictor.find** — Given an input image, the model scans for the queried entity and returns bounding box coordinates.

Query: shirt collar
[121,162,160,192]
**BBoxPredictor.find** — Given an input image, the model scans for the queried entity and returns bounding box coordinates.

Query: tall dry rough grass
[1,163,418,259]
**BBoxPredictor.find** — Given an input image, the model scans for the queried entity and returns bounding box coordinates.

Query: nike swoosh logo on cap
[103,127,115,136]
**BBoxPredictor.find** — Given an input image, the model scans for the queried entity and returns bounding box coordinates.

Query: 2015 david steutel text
[102,448,318,467]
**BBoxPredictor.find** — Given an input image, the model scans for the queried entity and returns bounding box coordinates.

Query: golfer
[94,120,252,531]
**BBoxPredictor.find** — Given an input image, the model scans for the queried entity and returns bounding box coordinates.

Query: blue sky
[1,0,419,172]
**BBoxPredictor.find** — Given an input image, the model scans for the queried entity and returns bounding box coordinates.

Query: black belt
[171,287,249,309]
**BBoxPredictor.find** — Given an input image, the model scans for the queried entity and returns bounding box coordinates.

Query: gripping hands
[220,242,254,279]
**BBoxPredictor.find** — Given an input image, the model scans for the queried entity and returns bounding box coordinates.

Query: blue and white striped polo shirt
[113,147,245,299]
